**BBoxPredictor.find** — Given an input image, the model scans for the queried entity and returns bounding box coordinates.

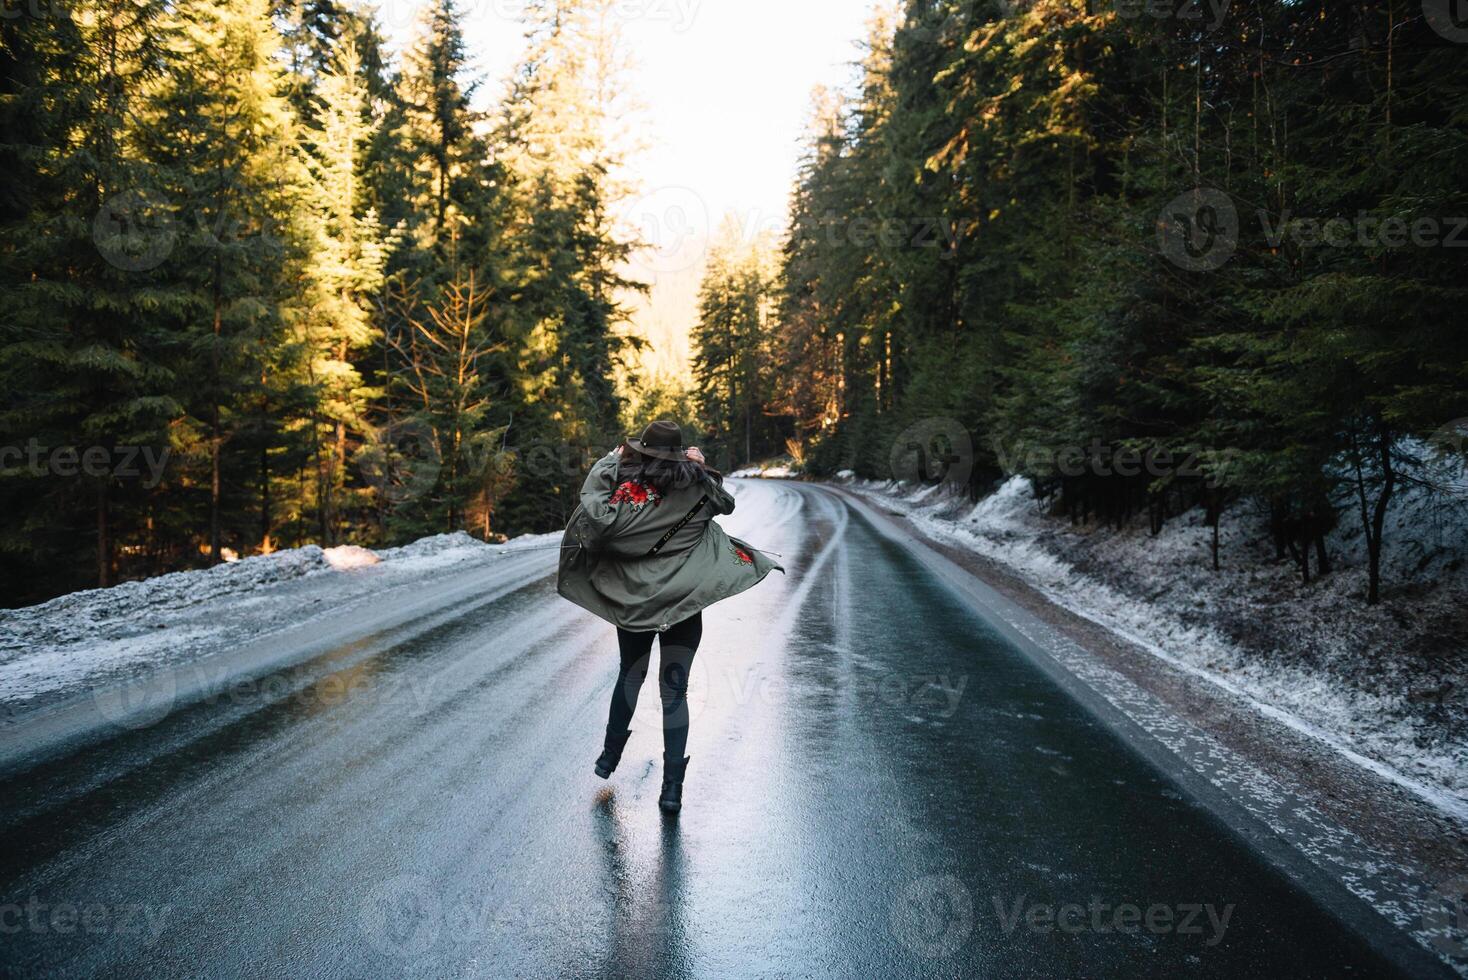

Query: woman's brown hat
[626,420,689,462]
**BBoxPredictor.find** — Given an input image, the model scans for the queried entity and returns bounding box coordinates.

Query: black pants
[606,613,703,760]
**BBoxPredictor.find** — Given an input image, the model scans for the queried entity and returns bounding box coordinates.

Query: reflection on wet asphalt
[0,482,1412,978]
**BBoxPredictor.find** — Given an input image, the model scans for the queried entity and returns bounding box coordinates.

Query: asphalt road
[0,480,1428,978]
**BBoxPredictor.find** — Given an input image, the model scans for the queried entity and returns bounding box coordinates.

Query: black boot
[659,755,690,813]
[594,728,633,779]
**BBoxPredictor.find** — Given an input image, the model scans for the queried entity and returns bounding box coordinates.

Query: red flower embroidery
[732,545,754,566]
[610,480,662,511]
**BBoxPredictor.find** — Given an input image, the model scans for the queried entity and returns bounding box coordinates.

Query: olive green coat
[557,452,783,632]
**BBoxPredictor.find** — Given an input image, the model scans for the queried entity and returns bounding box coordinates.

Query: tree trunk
[260,444,272,554]
[1350,425,1395,606]
[745,403,752,465]
[211,420,222,561]
[96,479,110,588]
[1287,533,1310,585]
[1206,489,1222,571]
[1367,429,1395,605]
[210,250,223,564]
[330,337,350,543]
[317,434,331,546]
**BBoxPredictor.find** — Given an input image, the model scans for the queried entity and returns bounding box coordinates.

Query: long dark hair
[617,444,723,493]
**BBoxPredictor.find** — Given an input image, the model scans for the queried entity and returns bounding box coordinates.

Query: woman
[558,420,783,814]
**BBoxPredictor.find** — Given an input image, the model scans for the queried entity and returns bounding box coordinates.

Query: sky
[379,0,885,380]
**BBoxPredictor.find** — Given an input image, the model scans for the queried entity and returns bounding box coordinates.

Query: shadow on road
[591,788,693,978]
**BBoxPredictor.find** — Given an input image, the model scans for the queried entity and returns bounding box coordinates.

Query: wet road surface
[0,481,1424,977]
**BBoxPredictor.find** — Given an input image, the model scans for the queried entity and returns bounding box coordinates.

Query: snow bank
[840,474,1468,816]
[0,530,559,713]
[731,463,798,479]
[324,545,380,570]
[1,546,334,647]
[375,530,557,572]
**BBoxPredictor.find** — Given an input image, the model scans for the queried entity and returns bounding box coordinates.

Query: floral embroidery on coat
[731,544,754,566]
[610,480,662,511]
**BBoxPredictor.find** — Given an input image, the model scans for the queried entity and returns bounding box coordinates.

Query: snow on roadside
[837,474,1468,817]
[730,462,798,479]
[0,531,559,714]
[374,529,557,572]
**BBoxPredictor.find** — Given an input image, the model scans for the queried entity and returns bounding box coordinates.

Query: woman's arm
[705,473,736,516]
[576,450,623,543]
[685,447,735,515]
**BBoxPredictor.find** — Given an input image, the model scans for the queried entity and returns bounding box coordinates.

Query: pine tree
[140,0,314,562]
[396,0,485,274]
[692,219,779,468]
[279,0,348,121]
[383,270,506,535]
[491,0,645,527]
[305,37,387,544]
[775,87,848,451]
[0,0,182,595]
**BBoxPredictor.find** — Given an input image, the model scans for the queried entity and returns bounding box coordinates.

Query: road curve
[0,480,1431,978]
